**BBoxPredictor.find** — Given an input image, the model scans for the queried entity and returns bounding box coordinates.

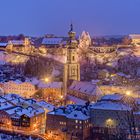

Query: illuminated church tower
[63,24,80,98]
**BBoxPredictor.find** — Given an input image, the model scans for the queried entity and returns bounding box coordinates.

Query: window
[75,125,78,129]
[75,120,78,123]
[72,56,75,61]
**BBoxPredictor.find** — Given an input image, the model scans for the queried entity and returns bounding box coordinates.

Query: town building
[68,81,103,104]
[0,94,54,133]
[40,37,67,55]
[90,93,140,139]
[88,45,118,64]
[1,80,36,97]
[129,34,140,46]
[79,31,92,48]
[46,104,92,140]
[37,81,63,103]
[6,38,34,54]
[0,42,7,50]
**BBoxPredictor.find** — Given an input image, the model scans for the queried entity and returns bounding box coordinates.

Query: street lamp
[44,77,49,83]
[106,118,114,127]
[60,95,63,99]
[106,118,115,140]
[126,91,131,96]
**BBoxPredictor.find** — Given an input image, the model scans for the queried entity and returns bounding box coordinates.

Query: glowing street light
[106,118,114,128]
[60,95,63,99]
[126,91,131,96]
[44,77,49,83]
[33,124,37,128]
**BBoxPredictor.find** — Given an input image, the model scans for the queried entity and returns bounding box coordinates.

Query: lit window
[75,120,78,123]
[80,121,82,124]
[75,125,78,129]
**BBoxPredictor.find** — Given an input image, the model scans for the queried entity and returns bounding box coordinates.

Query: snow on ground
[0,51,6,65]
[0,51,29,64]
[47,54,66,63]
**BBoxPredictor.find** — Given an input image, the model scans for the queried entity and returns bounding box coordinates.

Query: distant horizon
[0,32,135,38]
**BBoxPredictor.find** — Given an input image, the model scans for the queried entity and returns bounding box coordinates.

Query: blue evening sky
[0,0,140,36]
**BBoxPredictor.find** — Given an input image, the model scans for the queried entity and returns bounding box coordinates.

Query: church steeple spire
[68,24,76,40]
[63,25,80,101]
[69,23,73,32]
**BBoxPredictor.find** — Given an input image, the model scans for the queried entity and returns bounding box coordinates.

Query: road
[0,127,47,140]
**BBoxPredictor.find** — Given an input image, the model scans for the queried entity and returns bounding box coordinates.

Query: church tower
[63,24,80,98]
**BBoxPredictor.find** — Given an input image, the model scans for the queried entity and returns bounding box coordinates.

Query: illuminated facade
[68,81,103,103]
[6,38,34,54]
[89,45,118,64]
[79,31,91,50]
[1,81,36,97]
[46,105,92,140]
[40,37,67,55]
[0,94,54,133]
[37,81,63,101]
[90,93,140,137]
[129,34,140,46]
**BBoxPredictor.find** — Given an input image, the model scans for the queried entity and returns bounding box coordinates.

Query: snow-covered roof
[67,95,86,105]
[36,101,55,111]
[10,97,25,105]
[6,106,44,118]
[38,81,62,89]
[80,31,91,40]
[0,102,14,110]
[134,111,140,115]
[0,42,7,47]
[1,94,55,117]
[66,110,89,120]
[48,104,90,120]
[14,79,23,84]
[2,94,21,101]
[91,101,131,111]
[129,34,140,39]
[101,93,123,101]
[48,107,66,116]
[0,96,7,103]
[25,78,40,85]
[42,37,65,45]
[9,40,24,45]
[117,72,131,78]
[24,98,37,105]
[69,81,102,96]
